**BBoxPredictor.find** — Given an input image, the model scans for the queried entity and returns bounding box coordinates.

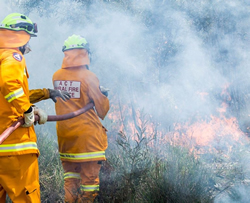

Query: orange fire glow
[108,85,248,156]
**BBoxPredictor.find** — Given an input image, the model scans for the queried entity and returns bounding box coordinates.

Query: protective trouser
[62,161,102,203]
[0,154,40,203]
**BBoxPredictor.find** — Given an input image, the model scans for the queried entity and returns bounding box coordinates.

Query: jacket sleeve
[87,74,109,120]
[29,88,50,104]
[0,53,31,113]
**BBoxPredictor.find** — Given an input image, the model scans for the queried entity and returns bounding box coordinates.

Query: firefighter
[0,13,70,202]
[52,34,110,203]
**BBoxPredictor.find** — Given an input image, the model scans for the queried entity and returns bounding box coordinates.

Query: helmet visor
[11,22,38,34]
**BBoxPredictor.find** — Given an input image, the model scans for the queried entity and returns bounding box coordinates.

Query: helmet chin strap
[19,42,31,55]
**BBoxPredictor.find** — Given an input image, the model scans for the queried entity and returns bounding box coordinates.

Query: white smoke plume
[1,0,250,201]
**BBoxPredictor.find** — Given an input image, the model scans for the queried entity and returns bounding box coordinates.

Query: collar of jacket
[61,49,90,69]
[0,29,30,48]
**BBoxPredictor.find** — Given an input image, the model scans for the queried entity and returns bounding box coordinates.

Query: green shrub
[97,130,217,203]
[37,126,64,203]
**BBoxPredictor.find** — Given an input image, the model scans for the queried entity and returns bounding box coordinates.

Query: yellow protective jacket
[53,49,110,162]
[0,48,39,156]
[29,88,50,103]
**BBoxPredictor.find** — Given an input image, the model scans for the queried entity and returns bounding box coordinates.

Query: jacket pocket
[25,181,40,203]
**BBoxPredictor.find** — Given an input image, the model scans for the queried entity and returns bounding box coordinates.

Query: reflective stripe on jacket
[5,87,24,102]
[0,142,38,153]
[53,49,110,162]
[0,48,39,156]
[59,151,105,161]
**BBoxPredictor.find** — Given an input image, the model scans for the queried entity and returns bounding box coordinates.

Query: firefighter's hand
[22,106,35,127]
[100,86,109,97]
[34,107,47,125]
[48,89,71,103]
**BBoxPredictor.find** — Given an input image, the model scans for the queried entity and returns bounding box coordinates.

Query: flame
[173,115,243,146]
[108,85,249,156]
[170,86,245,156]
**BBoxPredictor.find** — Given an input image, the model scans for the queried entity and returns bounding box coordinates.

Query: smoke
[1,0,250,201]
[1,0,248,121]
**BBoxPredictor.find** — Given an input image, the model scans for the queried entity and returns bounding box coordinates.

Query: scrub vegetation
[3,0,250,202]
[34,112,248,203]
[6,120,249,203]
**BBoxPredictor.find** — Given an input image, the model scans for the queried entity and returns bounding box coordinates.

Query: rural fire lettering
[54,80,80,98]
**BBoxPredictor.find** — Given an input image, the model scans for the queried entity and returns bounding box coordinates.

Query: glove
[48,89,71,103]
[100,86,109,97]
[22,106,35,127]
[34,107,47,125]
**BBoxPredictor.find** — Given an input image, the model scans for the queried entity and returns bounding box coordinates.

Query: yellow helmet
[62,35,89,52]
[0,13,38,37]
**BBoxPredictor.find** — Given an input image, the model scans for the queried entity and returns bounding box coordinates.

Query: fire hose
[0,103,94,145]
